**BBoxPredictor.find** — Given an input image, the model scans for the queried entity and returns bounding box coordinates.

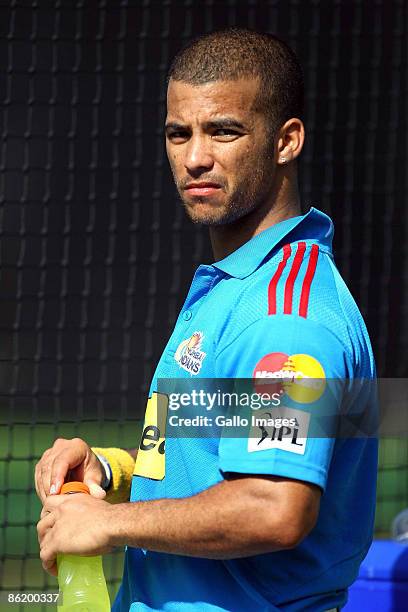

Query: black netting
[0,0,407,606]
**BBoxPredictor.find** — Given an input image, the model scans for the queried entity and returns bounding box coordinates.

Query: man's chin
[182,199,227,226]
[181,197,246,227]
[185,209,236,227]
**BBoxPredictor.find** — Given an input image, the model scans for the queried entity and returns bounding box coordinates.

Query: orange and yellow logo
[253,352,326,404]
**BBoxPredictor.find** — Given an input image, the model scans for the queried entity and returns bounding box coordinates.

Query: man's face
[165,78,276,226]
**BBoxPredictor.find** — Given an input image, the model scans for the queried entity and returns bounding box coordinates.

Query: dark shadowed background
[0,1,407,608]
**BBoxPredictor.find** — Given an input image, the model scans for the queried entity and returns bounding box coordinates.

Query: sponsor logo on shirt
[174,331,206,375]
[133,392,168,480]
[253,352,326,403]
[248,406,310,455]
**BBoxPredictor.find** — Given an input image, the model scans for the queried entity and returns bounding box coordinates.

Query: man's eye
[167,131,189,140]
[213,129,240,139]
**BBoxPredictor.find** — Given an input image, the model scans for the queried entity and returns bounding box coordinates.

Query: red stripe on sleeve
[299,244,319,318]
[268,244,292,315]
[283,242,307,314]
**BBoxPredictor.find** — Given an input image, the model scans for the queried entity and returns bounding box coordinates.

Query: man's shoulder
[215,240,372,360]
[239,239,346,324]
[262,240,338,317]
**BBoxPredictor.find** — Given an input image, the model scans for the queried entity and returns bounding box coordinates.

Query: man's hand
[34,438,107,503]
[37,493,115,576]
[36,473,321,578]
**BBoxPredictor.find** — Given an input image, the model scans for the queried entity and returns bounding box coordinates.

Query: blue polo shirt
[112,208,378,612]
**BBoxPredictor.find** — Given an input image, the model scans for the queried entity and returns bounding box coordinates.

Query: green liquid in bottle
[57,553,110,611]
[55,482,110,611]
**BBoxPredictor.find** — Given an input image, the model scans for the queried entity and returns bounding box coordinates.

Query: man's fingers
[40,507,49,520]
[34,438,106,506]
[38,513,59,576]
[38,507,61,577]
[86,481,107,499]
[48,455,72,495]
[37,510,56,539]
[48,439,88,494]
[35,444,66,502]
[39,542,58,577]
[43,560,58,577]
[35,448,55,503]
[35,462,47,504]
[43,494,74,514]
[40,496,67,520]
[40,459,56,497]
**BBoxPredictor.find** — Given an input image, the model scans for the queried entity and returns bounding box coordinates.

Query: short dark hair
[167,28,304,139]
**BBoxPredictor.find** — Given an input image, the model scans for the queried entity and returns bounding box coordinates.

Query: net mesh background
[0,0,407,606]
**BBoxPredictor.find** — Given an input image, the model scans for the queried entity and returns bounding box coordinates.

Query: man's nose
[184,135,214,173]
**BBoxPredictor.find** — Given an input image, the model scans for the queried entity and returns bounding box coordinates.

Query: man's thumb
[84,479,107,499]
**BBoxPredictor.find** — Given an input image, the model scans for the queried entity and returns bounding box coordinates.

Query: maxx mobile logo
[174,331,206,375]
[253,351,326,404]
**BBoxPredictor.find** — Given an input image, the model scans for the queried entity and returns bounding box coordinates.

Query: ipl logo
[175,331,206,375]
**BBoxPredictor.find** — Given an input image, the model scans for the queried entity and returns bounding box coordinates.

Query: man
[36,29,378,611]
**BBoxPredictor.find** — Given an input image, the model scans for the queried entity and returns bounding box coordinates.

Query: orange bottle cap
[60,481,90,495]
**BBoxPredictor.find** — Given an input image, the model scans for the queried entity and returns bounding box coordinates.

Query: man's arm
[110,474,320,557]
[38,473,321,574]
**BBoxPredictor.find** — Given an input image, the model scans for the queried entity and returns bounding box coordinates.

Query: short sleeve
[215,315,354,491]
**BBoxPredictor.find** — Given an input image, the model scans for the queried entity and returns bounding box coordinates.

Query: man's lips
[184,183,223,196]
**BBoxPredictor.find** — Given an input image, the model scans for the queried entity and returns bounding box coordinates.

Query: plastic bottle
[392,508,408,543]
[57,481,111,611]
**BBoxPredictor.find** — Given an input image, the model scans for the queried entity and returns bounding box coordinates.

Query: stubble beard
[177,165,272,227]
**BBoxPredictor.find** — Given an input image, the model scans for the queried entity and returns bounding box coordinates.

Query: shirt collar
[211,207,334,279]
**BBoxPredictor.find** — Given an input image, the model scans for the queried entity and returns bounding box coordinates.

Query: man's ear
[276,118,305,165]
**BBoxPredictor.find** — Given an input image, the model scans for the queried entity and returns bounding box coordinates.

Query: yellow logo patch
[282,354,326,404]
[133,392,168,480]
